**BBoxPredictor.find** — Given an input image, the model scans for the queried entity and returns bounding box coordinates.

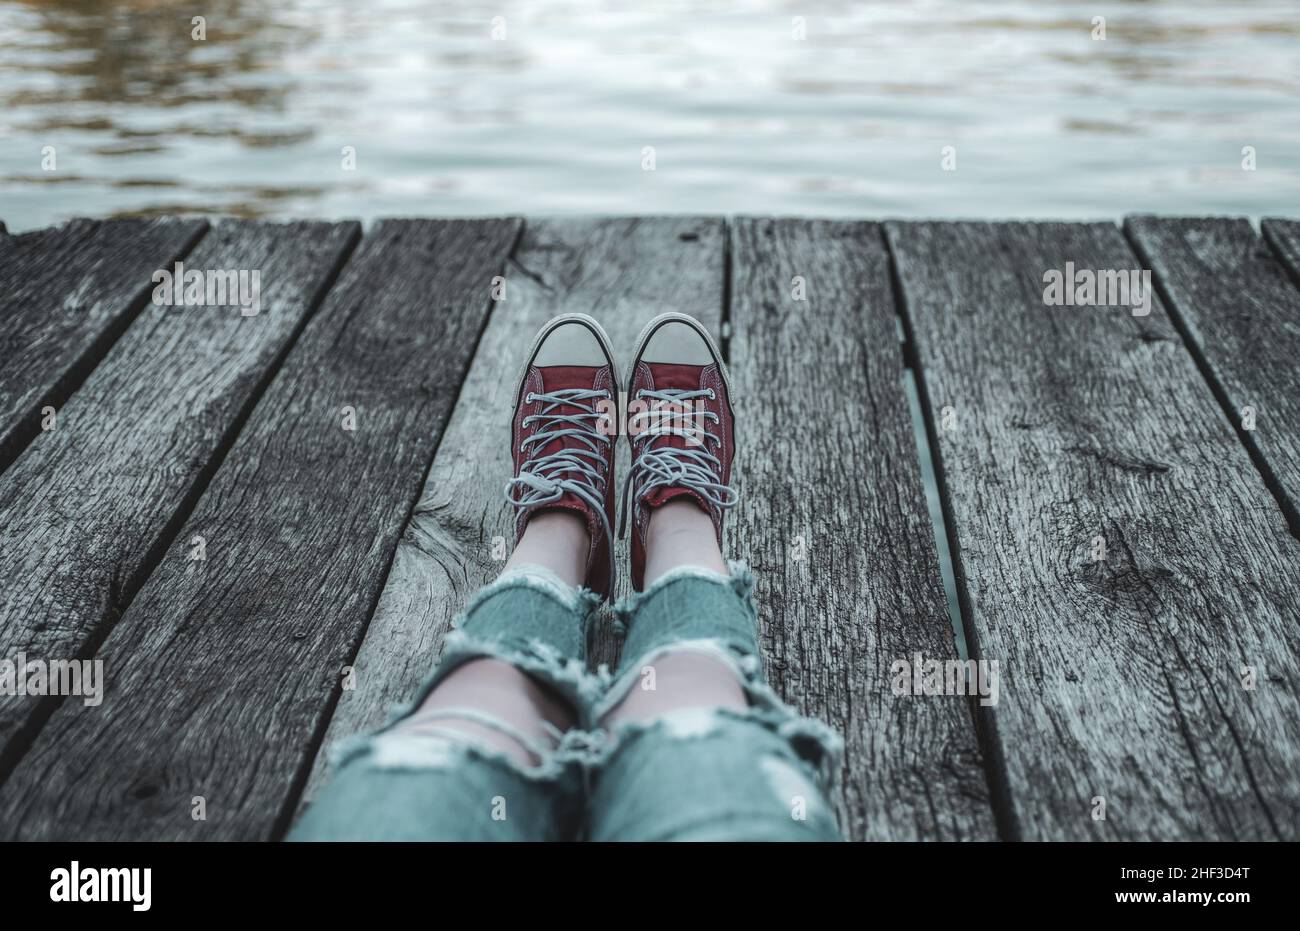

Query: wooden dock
[0,215,1298,841]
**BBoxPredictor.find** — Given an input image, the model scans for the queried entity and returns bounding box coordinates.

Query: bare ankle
[505,509,591,587]
[644,499,728,584]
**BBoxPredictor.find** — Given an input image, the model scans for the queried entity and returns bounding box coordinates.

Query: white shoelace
[619,387,739,538]
[505,387,615,584]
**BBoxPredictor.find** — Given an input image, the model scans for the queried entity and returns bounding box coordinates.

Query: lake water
[1,0,1298,232]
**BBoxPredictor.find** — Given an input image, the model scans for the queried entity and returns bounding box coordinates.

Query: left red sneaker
[506,313,620,598]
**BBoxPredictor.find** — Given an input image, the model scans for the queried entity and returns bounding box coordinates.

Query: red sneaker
[621,312,739,591]
[506,314,620,598]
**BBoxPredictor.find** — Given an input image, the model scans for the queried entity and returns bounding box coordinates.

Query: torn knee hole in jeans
[583,704,844,795]
[592,637,763,722]
[314,630,602,787]
[387,630,606,729]
[588,639,842,788]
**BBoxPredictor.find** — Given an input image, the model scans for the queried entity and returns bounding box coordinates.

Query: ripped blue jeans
[290,563,843,841]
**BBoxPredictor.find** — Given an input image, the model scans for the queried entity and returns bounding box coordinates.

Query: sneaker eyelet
[525,392,535,403]
[706,389,716,399]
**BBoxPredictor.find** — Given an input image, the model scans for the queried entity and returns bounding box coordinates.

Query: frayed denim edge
[319,564,843,794]
[327,728,594,785]
[609,559,754,637]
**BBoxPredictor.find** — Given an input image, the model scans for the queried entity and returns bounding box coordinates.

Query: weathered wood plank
[1262,218,1300,285]
[0,218,208,474]
[295,217,725,815]
[0,220,359,774]
[1126,216,1300,536]
[886,220,1300,840]
[729,219,995,841]
[0,218,521,840]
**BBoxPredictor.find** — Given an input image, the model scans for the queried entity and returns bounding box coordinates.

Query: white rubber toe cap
[640,319,715,365]
[534,318,612,367]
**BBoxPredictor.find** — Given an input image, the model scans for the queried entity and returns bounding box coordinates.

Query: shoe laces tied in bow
[619,387,739,538]
[505,387,616,584]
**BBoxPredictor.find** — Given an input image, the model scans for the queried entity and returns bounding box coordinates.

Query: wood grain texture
[0,220,359,772]
[1262,218,1300,285]
[294,217,725,815]
[0,219,521,840]
[0,218,208,474]
[887,220,1300,840]
[728,219,994,840]
[1126,216,1300,536]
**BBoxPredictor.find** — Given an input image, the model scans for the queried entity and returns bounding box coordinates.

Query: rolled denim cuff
[613,561,763,675]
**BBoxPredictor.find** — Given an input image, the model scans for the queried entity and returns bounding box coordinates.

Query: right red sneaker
[621,312,739,591]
